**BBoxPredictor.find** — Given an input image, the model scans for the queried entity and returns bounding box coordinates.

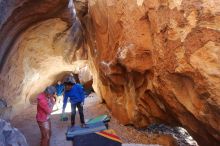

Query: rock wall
[0,18,87,116]
[77,0,220,145]
[0,0,71,71]
[0,119,28,146]
[0,1,87,117]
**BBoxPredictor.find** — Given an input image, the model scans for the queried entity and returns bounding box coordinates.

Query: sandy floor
[11,93,164,146]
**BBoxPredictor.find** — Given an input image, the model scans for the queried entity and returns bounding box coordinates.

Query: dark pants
[37,119,51,146]
[71,102,85,126]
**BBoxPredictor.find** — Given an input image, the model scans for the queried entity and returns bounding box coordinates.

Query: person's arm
[62,92,68,113]
[38,98,52,114]
[49,96,56,106]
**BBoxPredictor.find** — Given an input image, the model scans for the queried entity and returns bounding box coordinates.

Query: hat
[64,76,76,84]
[44,86,57,95]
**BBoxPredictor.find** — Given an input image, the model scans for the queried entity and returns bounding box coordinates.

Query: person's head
[57,81,61,85]
[63,76,76,91]
[44,86,56,98]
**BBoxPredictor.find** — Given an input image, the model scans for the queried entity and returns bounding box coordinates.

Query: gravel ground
[10,93,198,146]
[146,124,198,146]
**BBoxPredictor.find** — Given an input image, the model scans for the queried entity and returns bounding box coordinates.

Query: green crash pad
[86,115,110,124]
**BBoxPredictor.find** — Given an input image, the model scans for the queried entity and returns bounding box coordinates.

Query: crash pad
[72,129,122,146]
[86,114,110,124]
[66,122,107,140]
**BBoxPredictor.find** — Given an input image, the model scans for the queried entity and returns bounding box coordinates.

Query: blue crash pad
[66,122,107,140]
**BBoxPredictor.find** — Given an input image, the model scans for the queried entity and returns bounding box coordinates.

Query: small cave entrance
[0,17,94,118]
[0,16,104,143]
[0,14,105,145]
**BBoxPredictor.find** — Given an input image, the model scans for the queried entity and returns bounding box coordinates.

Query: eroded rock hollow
[0,0,219,146]
[0,0,87,116]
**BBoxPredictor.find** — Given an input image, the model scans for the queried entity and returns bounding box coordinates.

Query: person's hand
[53,95,57,102]
[49,95,56,104]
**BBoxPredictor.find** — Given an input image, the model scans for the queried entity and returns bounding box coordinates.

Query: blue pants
[71,102,85,126]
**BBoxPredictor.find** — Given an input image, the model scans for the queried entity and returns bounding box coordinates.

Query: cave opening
[0,18,93,117]
[0,16,104,145]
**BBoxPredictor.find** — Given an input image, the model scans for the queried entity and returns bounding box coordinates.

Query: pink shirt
[36,93,55,122]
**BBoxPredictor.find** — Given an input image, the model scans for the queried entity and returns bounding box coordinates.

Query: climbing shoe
[81,123,88,128]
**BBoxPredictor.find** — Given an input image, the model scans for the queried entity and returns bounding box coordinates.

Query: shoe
[81,123,88,128]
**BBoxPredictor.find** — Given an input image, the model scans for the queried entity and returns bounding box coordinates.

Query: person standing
[55,81,64,110]
[62,76,86,127]
[36,86,56,146]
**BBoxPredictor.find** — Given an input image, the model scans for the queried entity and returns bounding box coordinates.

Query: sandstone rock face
[0,1,87,117]
[0,18,88,116]
[78,65,93,84]
[77,0,220,145]
[0,0,71,70]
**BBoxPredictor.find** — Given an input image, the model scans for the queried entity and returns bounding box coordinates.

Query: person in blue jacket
[55,81,64,110]
[62,76,86,127]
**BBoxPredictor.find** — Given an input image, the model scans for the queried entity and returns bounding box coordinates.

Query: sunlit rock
[76,0,220,145]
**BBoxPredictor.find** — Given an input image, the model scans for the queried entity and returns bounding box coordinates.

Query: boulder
[0,119,28,146]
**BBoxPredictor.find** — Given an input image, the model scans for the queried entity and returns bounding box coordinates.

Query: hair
[63,76,76,85]
[44,86,56,95]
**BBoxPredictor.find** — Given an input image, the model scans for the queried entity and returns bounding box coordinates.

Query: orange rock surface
[78,0,220,145]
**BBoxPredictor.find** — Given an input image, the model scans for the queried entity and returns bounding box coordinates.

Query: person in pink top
[36,86,56,146]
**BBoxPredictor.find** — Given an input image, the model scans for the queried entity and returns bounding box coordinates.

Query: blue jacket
[55,84,64,96]
[63,84,85,111]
